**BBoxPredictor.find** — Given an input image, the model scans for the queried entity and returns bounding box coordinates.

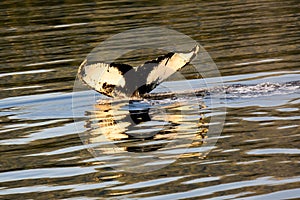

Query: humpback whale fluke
[78,45,199,98]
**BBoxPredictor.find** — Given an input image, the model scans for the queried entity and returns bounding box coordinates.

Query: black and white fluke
[78,45,199,98]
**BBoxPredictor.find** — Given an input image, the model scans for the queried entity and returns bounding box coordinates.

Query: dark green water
[0,0,299,199]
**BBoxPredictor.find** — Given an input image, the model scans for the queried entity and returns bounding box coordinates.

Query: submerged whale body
[78,45,199,98]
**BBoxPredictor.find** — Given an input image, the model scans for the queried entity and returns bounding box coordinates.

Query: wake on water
[145,80,300,100]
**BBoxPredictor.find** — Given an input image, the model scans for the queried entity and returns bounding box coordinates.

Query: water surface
[1,0,299,199]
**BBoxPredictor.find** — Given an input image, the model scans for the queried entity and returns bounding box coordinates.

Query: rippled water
[1,0,299,199]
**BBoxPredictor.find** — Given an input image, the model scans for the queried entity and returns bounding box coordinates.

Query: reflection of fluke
[84,99,208,154]
[78,45,199,98]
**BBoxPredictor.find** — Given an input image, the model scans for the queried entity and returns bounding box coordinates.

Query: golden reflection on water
[80,97,208,172]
